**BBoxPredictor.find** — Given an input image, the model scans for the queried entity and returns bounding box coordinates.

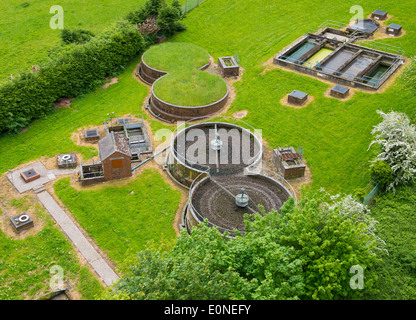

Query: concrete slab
[7,162,50,193]
[7,162,80,194]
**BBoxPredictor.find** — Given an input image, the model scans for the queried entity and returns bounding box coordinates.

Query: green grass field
[0,195,104,300]
[153,68,227,106]
[0,0,189,82]
[54,169,182,272]
[143,42,210,71]
[0,0,149,82]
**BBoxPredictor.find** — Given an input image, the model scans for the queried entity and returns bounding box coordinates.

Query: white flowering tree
[368,110,416,191]
[320,189,387,255]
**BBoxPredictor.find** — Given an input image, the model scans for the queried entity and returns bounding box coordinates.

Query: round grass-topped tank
[153,69,227,107]
[138,42,229,122]
[142,42,210,72]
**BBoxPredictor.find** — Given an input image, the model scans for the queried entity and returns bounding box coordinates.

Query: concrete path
[37,191,119,287]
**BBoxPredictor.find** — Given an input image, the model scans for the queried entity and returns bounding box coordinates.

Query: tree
[109,223,250,300]
[171,0,182,15]
[369,110,416,191]
[157,4,185,36]
[126,0,166,25]
[239,192,383,300]
[108,191,384,300]
[125,0,185,37]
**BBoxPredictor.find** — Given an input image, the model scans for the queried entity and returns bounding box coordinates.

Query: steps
[33,185,46,194]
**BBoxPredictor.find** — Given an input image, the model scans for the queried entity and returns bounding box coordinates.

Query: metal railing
[187,165,298,237]
[309,20,348,34]
[356,40,405,58]
[181,0,207,15]
[244,165,298,203]
[278,50,401,88]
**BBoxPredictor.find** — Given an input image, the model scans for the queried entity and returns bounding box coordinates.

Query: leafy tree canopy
[108,191,384,300]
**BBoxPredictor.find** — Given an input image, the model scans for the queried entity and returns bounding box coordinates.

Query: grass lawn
[0,195,104,300]
[53,169,182,272]
[143,42,210,71]
[153,68,227,106]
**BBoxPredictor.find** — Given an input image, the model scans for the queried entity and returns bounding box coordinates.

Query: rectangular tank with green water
[283,41,317,63]
[303,48,334,68]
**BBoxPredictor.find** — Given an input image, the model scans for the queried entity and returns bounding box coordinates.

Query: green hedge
[0,20,145,133]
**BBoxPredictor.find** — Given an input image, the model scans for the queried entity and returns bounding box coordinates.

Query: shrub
[157,4,185,36]
[370,160,394,190]
[126,0,166,24]
[61,29,95,45]
[354,187,367,202]
[369,110,416,191]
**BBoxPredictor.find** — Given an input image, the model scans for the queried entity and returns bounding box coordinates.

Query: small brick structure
[84,129,100,142]
[20,168,41,183]
[99,132,132,181]
[156,35,166,44]
[330,84,350,99]
[218,56,240,78]
[10,213,34,233]
[371,10,388,21]
[80,132,133,184]
[386,24,402,36]
[287,90,308,106]
[273,147,306,179]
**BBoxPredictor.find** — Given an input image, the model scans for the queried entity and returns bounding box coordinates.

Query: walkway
[37,191,119,287]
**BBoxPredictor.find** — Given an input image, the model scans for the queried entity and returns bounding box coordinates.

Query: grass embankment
[144,42,227,106]
[54,169,182,272]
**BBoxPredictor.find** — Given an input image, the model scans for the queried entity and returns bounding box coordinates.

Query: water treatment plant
[3,0,416,301]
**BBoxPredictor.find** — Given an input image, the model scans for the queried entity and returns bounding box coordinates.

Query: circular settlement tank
[348,19,380,35]
[187,173,293,236]
[167,119,263,187]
